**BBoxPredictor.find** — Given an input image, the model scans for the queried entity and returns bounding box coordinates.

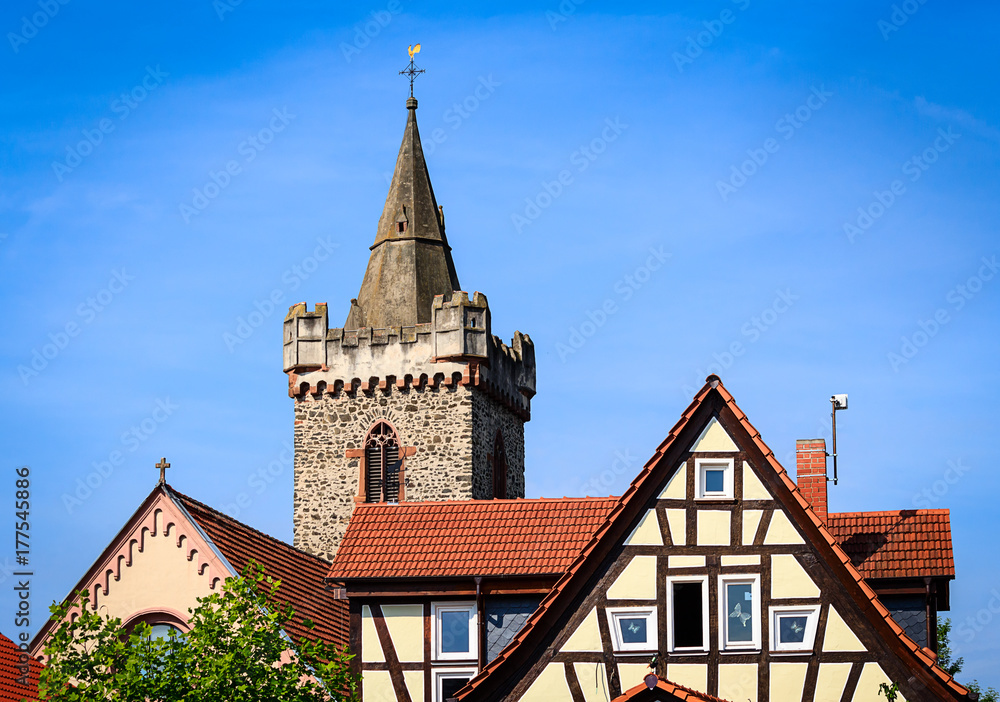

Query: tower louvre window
[365,421,401,503]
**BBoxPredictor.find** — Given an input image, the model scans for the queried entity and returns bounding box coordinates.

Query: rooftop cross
[399,43,425,97]
[156,457,171,485]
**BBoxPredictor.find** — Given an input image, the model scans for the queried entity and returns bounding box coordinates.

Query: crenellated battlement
[283,291,535,417]
[289,98,537,559]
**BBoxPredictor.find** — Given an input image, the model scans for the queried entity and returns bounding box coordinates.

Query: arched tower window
[365,421,401,503]
[492,429,508,499]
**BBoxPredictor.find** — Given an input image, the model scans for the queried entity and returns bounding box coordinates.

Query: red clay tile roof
[326,498,619,580]
[614,677,732,702]
[0,633,39,701]
[171,488,348,649]
[454,376,970,702]
[827,509,955,580]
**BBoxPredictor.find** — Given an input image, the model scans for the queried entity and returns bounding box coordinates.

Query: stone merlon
[283,292,535,418]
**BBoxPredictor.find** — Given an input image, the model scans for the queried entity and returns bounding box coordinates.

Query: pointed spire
[349,99,461,329]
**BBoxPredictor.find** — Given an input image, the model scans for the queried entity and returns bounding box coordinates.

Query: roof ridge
[828,509,951,517]
[351,496,620,508]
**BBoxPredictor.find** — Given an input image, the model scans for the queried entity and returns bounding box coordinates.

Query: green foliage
[938,617,998,701]
[937,618,964,676]
[39,561,359,701]
[967,681,1000,702]
[879,681,900,702]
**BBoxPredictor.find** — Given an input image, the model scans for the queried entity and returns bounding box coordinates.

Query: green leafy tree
[938,617,997,702]
[878,681,900,702]
[39,561,359,701]
[967,681,1000,702]
[937,618,964,677]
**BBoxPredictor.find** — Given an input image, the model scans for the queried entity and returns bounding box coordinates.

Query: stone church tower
[283,97,536,561]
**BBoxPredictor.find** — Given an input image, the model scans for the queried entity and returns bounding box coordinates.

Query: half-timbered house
[443,376,968,702]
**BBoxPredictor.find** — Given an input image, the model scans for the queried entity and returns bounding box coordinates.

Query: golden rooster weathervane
[400,43,425,97]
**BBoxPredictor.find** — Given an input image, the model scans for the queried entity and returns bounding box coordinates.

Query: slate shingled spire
[347,97,461,329]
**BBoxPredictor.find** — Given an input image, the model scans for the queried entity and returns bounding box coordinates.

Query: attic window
[770,606,820,652]
[607,607,657,652]
[695,458,734,499]
[432,602,478,661]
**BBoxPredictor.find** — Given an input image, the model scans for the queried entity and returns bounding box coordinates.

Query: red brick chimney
[796,439,828,523]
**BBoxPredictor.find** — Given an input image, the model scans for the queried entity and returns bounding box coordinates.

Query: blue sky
[1,0,998,684]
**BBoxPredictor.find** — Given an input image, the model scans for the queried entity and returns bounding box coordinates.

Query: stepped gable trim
[288,363,530,421]
[613,676,733,702]
[29,485,235,657]
[454,376,970,702]
[170,488,348,648]
[826,509,955,581]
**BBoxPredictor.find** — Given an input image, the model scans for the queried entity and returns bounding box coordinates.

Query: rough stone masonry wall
[293,384,474,561]
[471,389,526,500]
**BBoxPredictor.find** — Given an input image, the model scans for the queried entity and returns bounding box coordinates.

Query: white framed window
[718,575,761,650]
[666,575,709,652]
[695,458,734,499]
[432,602,478,661]
[606,607,658,652]
[770,605,820,652]
[433,667,478,702]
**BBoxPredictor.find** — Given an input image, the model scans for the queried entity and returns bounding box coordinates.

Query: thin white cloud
[913,96,1000,144]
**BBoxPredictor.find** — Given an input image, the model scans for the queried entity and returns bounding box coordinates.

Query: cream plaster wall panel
[574,662,609,702]
[814,663,853,702]
[742,510,763,545]
[361,606,385,663]
[606,555,657,600]
[721,555,761,567]
[617,663,651,692]
[521,663,574,702]
[660,465,687,500]
[403,670,423,702]
[561,608,603,653]
[666,664,707,693]
[96,525,219,626]
[691,417,739,452]
[763,510,805,545]
[696,510,731,546]
[362,670,395,702]
[769,662,808,702]
[823,606,866,652]
[853,663,906,702]
[381,604,423,663]
[742,461,772,500]
[625,509,663,546]
[668,556,706,568]
[665,509,687,546]
[719,664,758,702]
[770,554,820,599]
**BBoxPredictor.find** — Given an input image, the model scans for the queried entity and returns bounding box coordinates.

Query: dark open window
[492,430,508,499]
[671,581,704,649]
[365,421,401,503]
